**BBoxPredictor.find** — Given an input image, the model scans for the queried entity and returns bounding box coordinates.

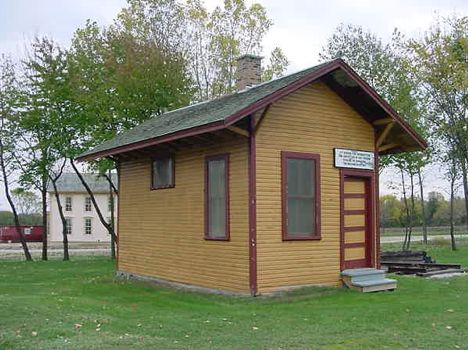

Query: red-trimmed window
[205,154,230,240]
[282,151,321,240]
[151,155,175,189]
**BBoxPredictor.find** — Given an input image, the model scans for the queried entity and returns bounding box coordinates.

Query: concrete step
[341,268,397,293]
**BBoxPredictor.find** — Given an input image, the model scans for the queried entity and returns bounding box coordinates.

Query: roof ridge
[77,59,342,160]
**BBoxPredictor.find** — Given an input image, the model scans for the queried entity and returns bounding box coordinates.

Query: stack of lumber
[380,251,465,277]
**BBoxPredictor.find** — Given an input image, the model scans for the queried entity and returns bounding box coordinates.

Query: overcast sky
[0,0,467,210]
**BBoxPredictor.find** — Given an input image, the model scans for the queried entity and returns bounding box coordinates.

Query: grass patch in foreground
[1,248,468,349]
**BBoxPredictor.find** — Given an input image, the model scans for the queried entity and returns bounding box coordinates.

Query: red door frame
[339,169,375,270]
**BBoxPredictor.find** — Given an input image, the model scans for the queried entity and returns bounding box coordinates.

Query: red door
[340,171,375,270]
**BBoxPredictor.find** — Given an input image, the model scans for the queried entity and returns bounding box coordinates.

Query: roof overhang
[77,59,426,162]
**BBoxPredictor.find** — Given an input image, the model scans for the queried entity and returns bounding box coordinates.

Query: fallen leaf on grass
[252,327,259,330]
[31,331,38,337]
[446,326,452,330]
[447,309,454,313]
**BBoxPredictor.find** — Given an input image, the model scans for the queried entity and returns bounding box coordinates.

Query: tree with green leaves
[408,15,468,231]
[11,188,41,215]
[119,0,289,101]
[0,55,32,261]
[19,36,74,260]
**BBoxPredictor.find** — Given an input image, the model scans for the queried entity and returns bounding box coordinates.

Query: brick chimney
[236,54,263,90]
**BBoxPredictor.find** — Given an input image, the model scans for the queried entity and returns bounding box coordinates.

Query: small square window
[151,156,174,189]
[65,197,72,211]
[84,218,92,235]
[85,197,92,211]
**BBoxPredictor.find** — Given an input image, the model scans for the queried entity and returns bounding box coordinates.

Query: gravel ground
[0,241,111,259]
[381,234,468,243]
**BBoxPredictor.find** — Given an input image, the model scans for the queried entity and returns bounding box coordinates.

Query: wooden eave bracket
[375,121,395,148]
[378,143,399,152]
[373,117,394,126]
[227,125,249,137]
[253,104,271,135]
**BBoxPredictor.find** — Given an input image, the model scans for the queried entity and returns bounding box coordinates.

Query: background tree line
[380,192,467,229]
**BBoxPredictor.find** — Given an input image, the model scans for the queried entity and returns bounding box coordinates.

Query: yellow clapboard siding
[118,137,250,292]
[256,81,375,293]
[345,246,366,260]
[345,230,365,244]
[344,198,365,210]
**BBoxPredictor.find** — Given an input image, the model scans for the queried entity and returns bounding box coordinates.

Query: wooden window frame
[281,151,321,241]
[65,217,72,235]
[150,155,175,190]
[84,217,92,235]
[84,197,92,212]
[204,153,230,241]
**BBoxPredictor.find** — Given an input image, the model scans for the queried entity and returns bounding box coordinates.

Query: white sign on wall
[334,148,374,170]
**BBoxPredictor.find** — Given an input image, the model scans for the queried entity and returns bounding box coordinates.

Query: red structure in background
[0,225,43,242]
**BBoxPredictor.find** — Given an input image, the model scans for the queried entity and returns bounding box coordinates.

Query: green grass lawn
[1,242,468,350]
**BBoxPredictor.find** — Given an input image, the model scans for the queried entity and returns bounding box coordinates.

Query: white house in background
[47,173,117,242]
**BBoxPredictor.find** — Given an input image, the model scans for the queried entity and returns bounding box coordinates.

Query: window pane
[208,159,226,238]
[287,159,314,196]
[153,157,173,188]
[287,198,315,235]
[287,158,316,235]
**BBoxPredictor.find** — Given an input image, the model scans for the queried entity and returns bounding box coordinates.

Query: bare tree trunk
[401,169,410,251]
[0,138,32,261]
[449,174,457,251]
[50,176,69,260]
[107,169,116,260]
[41,174,48,260]
[417,168,428,244]
[406,172,415,251]
[70,159,117,243]
[461,160,468,231]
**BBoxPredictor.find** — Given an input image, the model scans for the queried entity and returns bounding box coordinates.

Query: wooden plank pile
[380,251,466,277]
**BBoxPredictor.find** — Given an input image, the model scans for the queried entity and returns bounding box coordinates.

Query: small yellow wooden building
[78,56,426,295]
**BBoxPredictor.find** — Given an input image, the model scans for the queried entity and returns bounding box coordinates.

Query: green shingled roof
[79,61,332,159]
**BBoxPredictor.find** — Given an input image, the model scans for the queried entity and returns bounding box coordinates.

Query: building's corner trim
[248,114,258,296]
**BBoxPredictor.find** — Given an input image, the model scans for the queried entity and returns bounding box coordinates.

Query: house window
[84,197,92,211]
[151,155,175,189]
[205,154,229,240]
[65,218,72,235]
[84,218,92,235]
[282,151,321,240]
[65,197,72,211]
